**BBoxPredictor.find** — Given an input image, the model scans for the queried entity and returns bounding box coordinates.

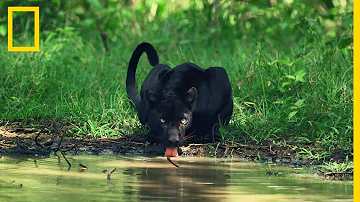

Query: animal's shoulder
[172,62,205,74]
[205,67,230,80]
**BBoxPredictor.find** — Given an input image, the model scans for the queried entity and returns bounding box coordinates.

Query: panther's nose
[168,137,179,143]
[168,135,179,143]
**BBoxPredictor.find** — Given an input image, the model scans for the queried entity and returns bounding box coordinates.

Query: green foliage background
[0,0,353,50]
[0,0,354,161]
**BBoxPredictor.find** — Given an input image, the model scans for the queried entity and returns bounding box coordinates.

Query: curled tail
[126,42,159,111]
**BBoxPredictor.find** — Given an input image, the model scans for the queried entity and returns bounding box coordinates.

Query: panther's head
[147,87,197,155]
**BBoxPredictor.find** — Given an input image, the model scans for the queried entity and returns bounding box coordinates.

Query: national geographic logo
[8,6,40,52]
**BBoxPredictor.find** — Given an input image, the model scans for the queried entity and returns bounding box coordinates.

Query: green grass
[319,156,353,173]
[0,24,353,162]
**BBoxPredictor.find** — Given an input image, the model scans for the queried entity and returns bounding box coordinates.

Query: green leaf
[297,136,311,143]
[306,18,320,28]
[288,111,298,119]
[285,74,296,80]
[74,6,85,15]
[0,24,7,36]
[45,31,57,43]
[273,100,285,104]
[269,59,293,66]
[342,14,353,29]
[244,101,256,106]
[83,19,95,27]
[294,70,306,82]
[294,99,304,107]
[330,127,340,135]
[249,6,259,13]
[59,27,76,33]
[281,81,291,88]
[86,0,103,9]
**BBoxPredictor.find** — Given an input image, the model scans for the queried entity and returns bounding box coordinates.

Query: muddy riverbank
[0,119,353,181]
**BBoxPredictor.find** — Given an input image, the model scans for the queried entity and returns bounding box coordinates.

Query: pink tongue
[164,147,179,157]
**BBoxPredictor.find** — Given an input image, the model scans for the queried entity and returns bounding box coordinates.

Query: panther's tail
[126,42,159,111]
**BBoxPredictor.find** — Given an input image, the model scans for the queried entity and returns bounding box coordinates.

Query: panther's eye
[160,118,166,123]
[180,118,188,124]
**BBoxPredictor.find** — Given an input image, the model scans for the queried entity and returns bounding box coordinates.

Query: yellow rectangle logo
[8,6,40,52]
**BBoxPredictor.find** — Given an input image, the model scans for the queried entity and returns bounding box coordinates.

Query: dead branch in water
[107,168,117,183]
[34,131,83,170]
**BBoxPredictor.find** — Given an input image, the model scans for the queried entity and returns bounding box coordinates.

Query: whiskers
[184,131,196,140]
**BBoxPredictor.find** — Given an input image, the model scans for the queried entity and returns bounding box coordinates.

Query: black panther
[126,42,233,157]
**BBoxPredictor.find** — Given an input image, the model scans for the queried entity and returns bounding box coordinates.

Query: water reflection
[0,155,353,202]
[134,163,228,201]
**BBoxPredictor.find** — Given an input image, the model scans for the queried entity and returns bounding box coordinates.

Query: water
[0,155,353,202]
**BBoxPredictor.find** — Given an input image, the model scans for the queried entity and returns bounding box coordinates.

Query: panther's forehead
[157,98,190,119]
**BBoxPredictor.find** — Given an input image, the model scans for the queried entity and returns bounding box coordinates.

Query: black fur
[126,42,233,147]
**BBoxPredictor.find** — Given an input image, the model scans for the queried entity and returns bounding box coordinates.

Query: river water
[0,154,353,202]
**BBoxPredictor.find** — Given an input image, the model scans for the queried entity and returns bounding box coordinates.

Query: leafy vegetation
[0,0,353,163]
[320,158,353,173]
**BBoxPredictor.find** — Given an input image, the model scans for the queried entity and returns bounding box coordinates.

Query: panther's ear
[185,87,197,103]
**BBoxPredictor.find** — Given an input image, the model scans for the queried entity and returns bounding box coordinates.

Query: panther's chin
[162,139,181,148]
